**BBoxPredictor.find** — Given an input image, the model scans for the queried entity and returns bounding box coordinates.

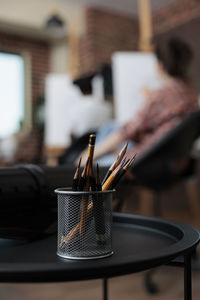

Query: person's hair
[155,37,193,80]
[73,73,94,95]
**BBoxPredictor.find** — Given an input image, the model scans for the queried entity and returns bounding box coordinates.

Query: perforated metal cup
[55,188,114,260]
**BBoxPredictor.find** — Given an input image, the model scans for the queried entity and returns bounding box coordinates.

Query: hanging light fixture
[44,7,67,37]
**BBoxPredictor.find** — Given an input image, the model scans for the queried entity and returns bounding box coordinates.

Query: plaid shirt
[119,78,199,158]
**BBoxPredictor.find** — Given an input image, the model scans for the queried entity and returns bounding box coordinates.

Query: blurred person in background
[69,71,112,140]
[79,37,199,166]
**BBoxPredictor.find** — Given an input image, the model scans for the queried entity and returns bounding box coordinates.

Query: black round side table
[0,213,199,300]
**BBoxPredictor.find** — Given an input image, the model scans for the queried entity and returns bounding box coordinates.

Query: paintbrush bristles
[125,153,137,169]
[102,153,136,190]
[118,142,128,160]
[87,134,96,168]
[78,156,82,168]
[74,157,82,179]
[89,134,96,145]
[110,143,128,171]
[101,143,128,185]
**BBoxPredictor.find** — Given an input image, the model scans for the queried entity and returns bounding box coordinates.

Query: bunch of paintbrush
[63,142,136,244]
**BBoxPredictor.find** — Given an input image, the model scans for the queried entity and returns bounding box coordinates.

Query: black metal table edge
[0,212,199,300]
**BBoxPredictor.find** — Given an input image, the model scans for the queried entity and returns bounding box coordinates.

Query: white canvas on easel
[112,52,162,125]
[44,74,112,149]
[44,74,81,148]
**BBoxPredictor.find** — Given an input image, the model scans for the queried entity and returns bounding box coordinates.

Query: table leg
[144,269,158,293]
[184,252,192,300]
[103,278,108,300]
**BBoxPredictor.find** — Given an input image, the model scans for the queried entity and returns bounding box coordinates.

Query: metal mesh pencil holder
[55,188,114,260]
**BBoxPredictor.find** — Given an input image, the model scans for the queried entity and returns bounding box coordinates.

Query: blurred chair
[127,111,200,293]
[131,111,200,219]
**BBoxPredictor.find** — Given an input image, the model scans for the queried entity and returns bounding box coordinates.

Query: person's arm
[78,130,124,166]
[120,89,165,142]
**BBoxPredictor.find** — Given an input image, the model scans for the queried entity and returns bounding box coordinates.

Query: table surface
[0,213,199,283]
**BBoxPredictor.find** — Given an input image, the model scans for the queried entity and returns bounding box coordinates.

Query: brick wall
[153,0,200,34]
[0,33,50,164]
[153,0,200,92]
[79,7,139,74]
[79,1,200,76]
[0,33,49,108]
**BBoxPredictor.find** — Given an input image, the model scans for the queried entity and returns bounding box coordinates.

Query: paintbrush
[78,158,89,191]
[79,134,96,235]
[72,157,82,191]
[102,161,124,191]
[95,164,106,244]
[111,154,137,188]
[102,143,128,185]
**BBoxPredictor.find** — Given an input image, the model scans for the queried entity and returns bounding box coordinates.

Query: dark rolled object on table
[0,164,75,241]
[0,163,108,241]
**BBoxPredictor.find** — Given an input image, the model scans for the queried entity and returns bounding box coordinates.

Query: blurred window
[0,52,24,138]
